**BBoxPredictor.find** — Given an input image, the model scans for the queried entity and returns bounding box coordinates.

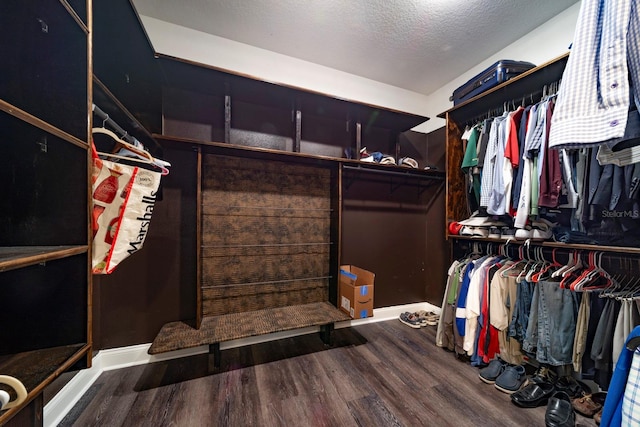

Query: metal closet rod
[92,103,138,145]
[342,164,444,181]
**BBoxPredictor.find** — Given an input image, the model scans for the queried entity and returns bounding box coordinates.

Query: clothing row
[435,249,640,392]
[461,97,562,223]
[461,103,640,244]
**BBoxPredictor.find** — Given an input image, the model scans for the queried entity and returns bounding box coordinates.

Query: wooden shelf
[0,100,88,150]
[449,235,640,255]
[438,52,570,123]
[0,344,90,424]
[155,134,445,181]
[156,54,430,132]
[0,246,88,273]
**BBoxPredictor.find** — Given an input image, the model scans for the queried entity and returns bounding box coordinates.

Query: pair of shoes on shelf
[488,226,517,240]
[458,212,510,239]
[360,147,396,165]
[460,226,489,237]
[398,157,418,168]
[479,359,527,394]
[515,219,556,241]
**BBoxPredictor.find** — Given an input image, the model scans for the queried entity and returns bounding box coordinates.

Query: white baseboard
[43,301,439,427]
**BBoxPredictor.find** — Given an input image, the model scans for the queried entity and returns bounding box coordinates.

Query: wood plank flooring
[59,320,598,426]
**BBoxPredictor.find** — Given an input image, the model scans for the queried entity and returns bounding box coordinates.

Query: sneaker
[531,219,555,241]
[398,157,418,168]
[514,226,533,240]
[488,226,502,239]
[472,227,489,238]
[479,358,508,384]
[380,155,396,165]
[501,227,516,240]
[495,365,527,394]
[459,226,474,236]
[398,312,421,329]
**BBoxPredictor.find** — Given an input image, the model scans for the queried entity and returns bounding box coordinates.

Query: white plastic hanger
[92,127,169,175]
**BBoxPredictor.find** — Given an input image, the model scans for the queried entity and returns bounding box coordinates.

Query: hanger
[92,127,170,175]
[531,247,558,282]
[93,127,153,161]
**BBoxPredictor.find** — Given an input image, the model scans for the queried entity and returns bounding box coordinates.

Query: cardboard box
[339,265,375,319]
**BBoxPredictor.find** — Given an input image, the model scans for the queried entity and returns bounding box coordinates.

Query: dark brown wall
[92,144,198,350]
[341,127,448,307]
[92,128,448,350]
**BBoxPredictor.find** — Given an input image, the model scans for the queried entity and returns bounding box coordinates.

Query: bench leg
[209,343,221,369]
[319,323,334,346]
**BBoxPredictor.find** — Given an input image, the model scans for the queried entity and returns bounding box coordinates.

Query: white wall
[140,15,431,124]
[422,1,581,132]
[140,1,581,134]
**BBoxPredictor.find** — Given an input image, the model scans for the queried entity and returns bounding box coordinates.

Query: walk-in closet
[1,1,637,426]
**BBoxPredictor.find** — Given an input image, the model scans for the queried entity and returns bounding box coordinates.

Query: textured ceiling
[131,0,579,96]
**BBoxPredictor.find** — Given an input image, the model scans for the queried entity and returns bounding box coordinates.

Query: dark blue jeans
[529,280,580,366]
[509,279,534,344]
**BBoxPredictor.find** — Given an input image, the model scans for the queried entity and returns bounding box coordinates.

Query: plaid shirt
[622,349,640,425]
[549,0,640,149]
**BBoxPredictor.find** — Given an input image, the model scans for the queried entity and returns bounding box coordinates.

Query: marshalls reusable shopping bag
[91,143,161,274]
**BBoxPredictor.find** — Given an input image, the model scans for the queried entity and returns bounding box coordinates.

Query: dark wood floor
[59,320,598,426]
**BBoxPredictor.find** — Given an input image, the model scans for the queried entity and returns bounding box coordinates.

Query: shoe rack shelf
[0,1,92,425]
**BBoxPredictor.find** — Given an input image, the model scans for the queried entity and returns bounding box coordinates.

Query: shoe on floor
[479,358,508,384]
[495,365,527,394]
[529,365,558,385]
[511,381,556,408]
[594,408,602,425]
[571,391,606,417]
[554,376,590,399]
[416,310,439,326]
[398,312,421,329]
[545,391,576,427]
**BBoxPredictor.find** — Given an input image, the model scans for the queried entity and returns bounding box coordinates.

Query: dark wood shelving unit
[0,246,88,273]
[0,1,92,424]
[0,344,89,401]
[154,134,445,182]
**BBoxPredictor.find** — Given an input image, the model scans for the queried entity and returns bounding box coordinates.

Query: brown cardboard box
[339,265,374,319]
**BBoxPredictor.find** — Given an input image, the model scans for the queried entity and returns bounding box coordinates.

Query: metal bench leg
[209,343,221,369]
[319,323,334,346]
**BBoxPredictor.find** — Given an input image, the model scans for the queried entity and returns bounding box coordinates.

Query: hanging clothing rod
[92,103,138,146]
[343,164,445,181]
